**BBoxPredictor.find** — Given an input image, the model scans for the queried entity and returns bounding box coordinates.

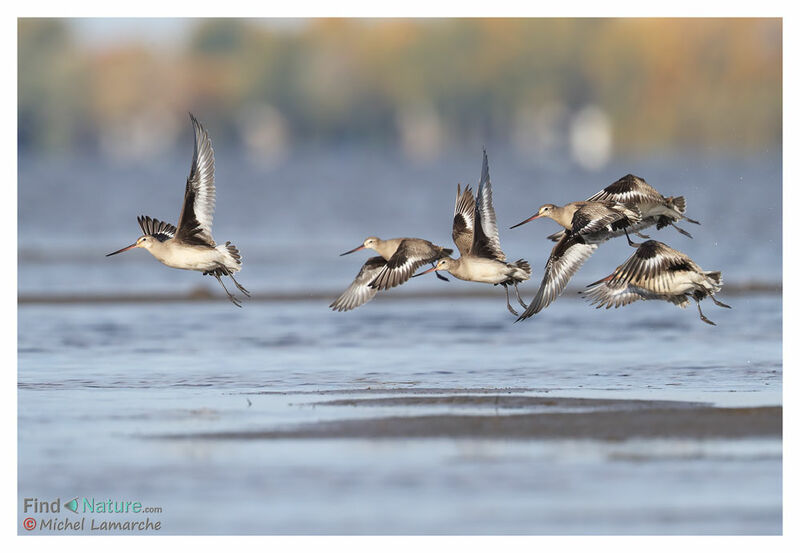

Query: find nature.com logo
[22,497,163,533]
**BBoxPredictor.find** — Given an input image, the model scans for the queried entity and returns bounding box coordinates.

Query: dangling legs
[670,222,694,239]
[710,295,731,309]
[635,231,651,239]
[503,284,519,316]
[228,272,251,297]
[683,214,701,225]
[624,228,641,248]
[695,299,715,325]
[513,282,528,309]
[212,272,242,307]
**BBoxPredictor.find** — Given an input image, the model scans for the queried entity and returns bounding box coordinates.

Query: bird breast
[147,241,225,272]
[451,257,514,284]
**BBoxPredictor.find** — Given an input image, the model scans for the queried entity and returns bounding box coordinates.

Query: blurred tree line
[18,18,781,156]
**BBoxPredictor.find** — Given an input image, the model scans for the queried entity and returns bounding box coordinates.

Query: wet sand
[155,395,781,441]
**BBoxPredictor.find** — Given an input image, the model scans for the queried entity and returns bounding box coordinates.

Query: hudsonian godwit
[546,174,700,242]
[582,239,730,325]
[415,149,531,315]
[511,201,641,321]
[330,236,452,311]
[106,114,249,307]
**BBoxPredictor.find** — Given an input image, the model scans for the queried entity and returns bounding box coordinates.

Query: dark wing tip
[480,148,490,185]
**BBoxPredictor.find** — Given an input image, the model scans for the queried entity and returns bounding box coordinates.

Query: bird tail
[219,241,242,268]
[705,271,722,286]
[509,259,532,281]
[667,196,687,215]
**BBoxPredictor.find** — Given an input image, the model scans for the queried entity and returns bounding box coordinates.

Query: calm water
[18,295,781,534]
[18,152,782,534]
[18,150,781,296]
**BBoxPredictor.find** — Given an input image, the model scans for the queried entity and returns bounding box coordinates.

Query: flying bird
[511,201,641,321]
[106,114,249,307]
[582,240,730,325]
[415,149,531,315]
[546,174,700,242]
[330,237,452,311]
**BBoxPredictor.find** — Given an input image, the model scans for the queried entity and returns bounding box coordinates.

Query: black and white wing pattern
[452,184,476,257]
[546,175,664,243]
[582,240,699,308]
[175,113,216,246]
[330,256,387,312]
[582,279,650,309]
[369,240,451,291]
[606,240,700,291]
[570,203,641,239]
[516,233,598,321]
[471,149,506,262]
[137,215,176,242]
[586,174,664,206]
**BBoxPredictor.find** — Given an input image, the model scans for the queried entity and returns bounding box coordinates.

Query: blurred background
[18,17,782,297]
[18,19,783,535]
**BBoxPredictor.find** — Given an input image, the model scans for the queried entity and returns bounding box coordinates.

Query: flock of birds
[107,114,731,325]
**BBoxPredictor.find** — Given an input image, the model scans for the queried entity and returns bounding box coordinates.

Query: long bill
[340,245,366,256]
[412,266,439,278]
[106,243,138,257]
[509,214,541,229]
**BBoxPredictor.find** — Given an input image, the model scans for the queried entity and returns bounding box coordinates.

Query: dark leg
[513,282,529,309]
[710,295,731,309]
[229,272,251,297]
[683,214,701,225]
[624,228,640,248]
[435,270,449,282]
[635,231,651,239]
[212,273,242,307]
[503,284,519,316]
[695,300,716,325]
[670,222,694,239]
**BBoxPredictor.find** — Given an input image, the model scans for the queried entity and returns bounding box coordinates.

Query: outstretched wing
[369,240,448,291]
[452,184,476,256]
[175,113,216,246]
[471,149,506,262]
[605,240,701,295]
[137,215,176,242]
[330,257,386,312]
[571,203,640,237]
[582,279,646,309]
[586,174,664,205]
[517,233,598,321]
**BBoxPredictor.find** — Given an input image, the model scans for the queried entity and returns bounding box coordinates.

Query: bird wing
[369,240,448,291]
[571,203,640,237]
[471,149,506,262]
[602,240,701,295]
[175,113,217,246]
[452,184,476,256]
[582,279,646,309]
[137,215,176,242]
[517,233,598,320]
[330,257,387,312]
[586,174,664,205]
